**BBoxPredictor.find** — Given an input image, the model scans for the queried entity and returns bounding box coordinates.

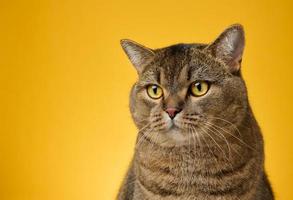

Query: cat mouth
[170,123,177,128]
[167,122,180,131]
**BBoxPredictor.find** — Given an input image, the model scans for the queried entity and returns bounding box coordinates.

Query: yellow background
[1,0,292,199]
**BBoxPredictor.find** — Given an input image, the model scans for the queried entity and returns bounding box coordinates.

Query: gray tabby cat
[117,24,274,200]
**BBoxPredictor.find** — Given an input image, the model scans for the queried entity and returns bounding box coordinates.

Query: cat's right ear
[120,39,155,74]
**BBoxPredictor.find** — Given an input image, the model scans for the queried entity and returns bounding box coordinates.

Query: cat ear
[120,39,155,73]
[206,24,245,74]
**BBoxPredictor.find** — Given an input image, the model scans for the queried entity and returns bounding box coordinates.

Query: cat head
[121,24,249,146]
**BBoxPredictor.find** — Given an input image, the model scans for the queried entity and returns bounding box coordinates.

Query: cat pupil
[196,83,202,91]
[153,86,157,94]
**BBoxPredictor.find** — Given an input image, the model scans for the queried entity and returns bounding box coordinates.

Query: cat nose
[165,108,182,119]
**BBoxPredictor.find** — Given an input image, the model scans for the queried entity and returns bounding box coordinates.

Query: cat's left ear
[120,39,155,74]
[206,24,245,74]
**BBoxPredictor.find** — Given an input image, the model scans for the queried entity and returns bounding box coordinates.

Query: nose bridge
[163,93,184,110]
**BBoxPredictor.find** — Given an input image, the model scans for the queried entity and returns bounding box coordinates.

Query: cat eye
[190,81,209,97]
[146,85,163,99]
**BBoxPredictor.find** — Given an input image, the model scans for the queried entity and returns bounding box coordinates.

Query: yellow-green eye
[190,81,209,97]
[147,85,163,99]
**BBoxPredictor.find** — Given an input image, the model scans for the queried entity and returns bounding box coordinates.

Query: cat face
[121,24,249,146]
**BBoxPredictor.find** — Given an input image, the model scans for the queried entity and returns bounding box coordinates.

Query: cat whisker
[197,126,223,174]
[204,122,244,158]
[201,135,224,175]
[137,121,152,134]
[137,118,167,151]
[200,126,229,161]
[202,125,235,171]
[135,115,165,149]
[136,127,153,149]
[205,121,256,152]
[189,125,198,151]
[203,122,232,159]
[188,126,192,169]
[207,116,242,137]
[146,127,161,159]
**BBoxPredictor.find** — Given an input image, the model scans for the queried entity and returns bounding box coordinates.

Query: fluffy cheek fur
[213,77,248,127]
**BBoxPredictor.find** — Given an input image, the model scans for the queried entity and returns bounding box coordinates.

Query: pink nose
[165,108,181,119]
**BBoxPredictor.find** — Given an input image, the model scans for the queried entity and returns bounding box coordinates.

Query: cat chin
[153,127,195,147]
[166,129,189,143]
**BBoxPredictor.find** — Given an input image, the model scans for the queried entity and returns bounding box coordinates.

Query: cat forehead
[140,47,228,85]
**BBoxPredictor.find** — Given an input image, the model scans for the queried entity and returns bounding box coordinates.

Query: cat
[117,24,274,200]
